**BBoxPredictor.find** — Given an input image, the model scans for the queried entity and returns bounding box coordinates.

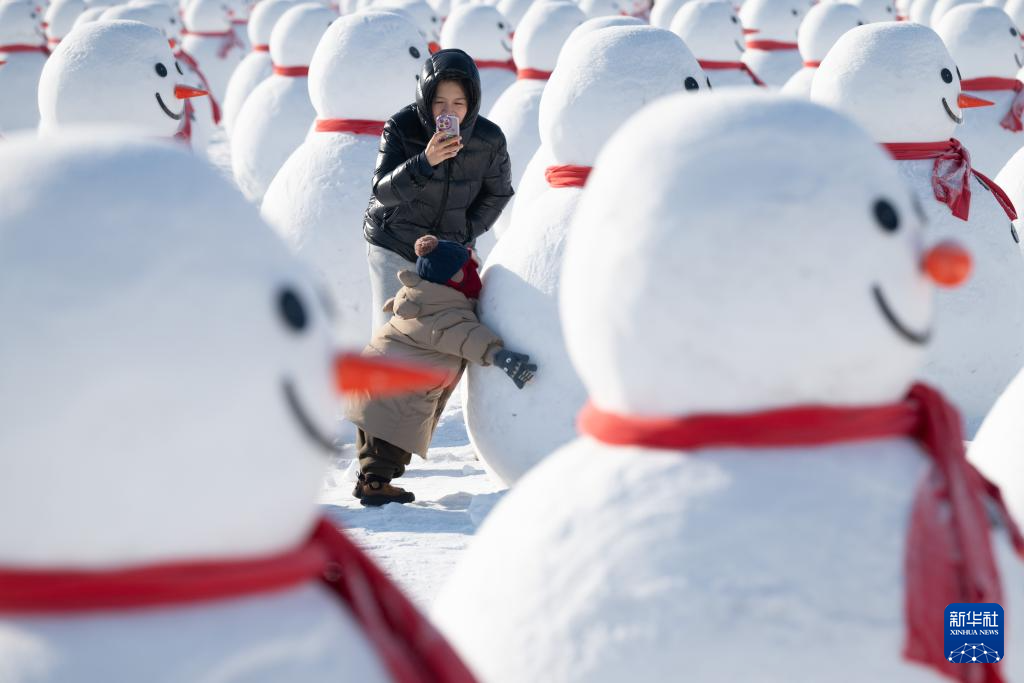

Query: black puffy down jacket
[363,49,514,263]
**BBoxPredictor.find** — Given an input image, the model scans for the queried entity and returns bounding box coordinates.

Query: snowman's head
[812,23,971,142]
[246,0,295,47]
[309,10,426,120]
[512,1,584,72]
[0,134,339,567]
[439,4,512,61]
[937,5,1023,79]
[578,0,626,19]
[669,0,747,62]
[0,0,45,46]
[72,6,108,28]
[43,0,85,44]
[38,21,204,137]
[496,0,534,26]
[556,14,642,62]
[562,93,963,416]
[541,26,706,166]
[270,3,335,69]
[738,0,805,40]
[377,0,442,43]
[852,0,895,23]
[120,0,182,44]
[797,2,864,62]
[930,0,975,27]
[183,0,230,32]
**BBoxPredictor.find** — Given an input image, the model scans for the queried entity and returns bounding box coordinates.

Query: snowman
[910,0,941,24]
[181,0,245,103]
[72,6,108,26]
[464,26,707,487]
[224,0,253,53]
[812,22,1024,436]
[221,0,295,135]
[495,0,532,27]
[261,11,427,347]
[936,4,1024,175]
[434,91,1024,683]
[42,0,85,49]
[577,0,627,20]
[929,0,976,26]
[376,0,442,52]
[505,15,644,245]
[0,132,473,683]
[649,0,687,27]
[781,1,863,97]
[0,0,47,132]
[37,21,207,140]
[480,0,585,255]
[739,0,806,86]
[670,0,765,88]
[231,2,336,203]
[439,4,514,113]
[851,0,896,22]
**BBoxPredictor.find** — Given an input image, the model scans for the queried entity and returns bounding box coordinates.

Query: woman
[363,48,514,330]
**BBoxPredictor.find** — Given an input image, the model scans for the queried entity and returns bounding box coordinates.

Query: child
[346,235,536,506]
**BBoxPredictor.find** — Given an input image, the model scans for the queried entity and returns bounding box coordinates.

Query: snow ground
[319,392,507,610]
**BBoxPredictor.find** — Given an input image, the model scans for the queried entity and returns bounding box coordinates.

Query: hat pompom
[415,235,439,257]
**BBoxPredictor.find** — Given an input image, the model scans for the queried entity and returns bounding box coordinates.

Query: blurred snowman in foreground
[0,133,474,683]
[434,92,1024,683]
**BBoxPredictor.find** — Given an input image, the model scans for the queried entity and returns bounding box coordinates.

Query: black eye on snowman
[1012,27,1019,37]
[791,8,798,15]
[498,21,505,29]
[940,67,953,83]
[155,63,168,77]
[409,45,420,58]
[431,15,437,21]
[731,15,738,22]
[175,61,183,75]
[278,288,308,332]
[684,76,699,90]
[873,198,900,232]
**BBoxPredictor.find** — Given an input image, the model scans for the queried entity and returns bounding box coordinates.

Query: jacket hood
[385,270,474,319]
[415,48,482,142]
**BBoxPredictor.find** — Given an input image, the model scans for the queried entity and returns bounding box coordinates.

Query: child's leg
[355,429,414,506]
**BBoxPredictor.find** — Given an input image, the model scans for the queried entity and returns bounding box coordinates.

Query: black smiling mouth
[734,39,745,52]
[942,97,962,124]
[1015,53,1022,68]
[873,284,930,345]
[155,92,183,120]
[283,379,342,455]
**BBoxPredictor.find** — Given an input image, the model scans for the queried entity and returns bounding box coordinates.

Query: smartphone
[436,112,459,139]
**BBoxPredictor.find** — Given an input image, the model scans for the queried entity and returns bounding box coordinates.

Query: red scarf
[884,139,1016,222]
[273,64,309,77]
[960,77,1024,132]
[182,28,243,58]
[252,43,269,52]
[0,518,477,683]
[745,39,798,50]
[698,59,765,86]
[517,67,552,80]
[174,49,222,124]
[545,164,591,188]
[447,257,482,300]
[0,44,47,54]
[579,383,1024,683]
[315,118,386,135]
[475,59,515,72]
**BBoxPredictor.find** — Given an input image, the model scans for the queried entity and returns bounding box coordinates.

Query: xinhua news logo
[945,603,1005,665]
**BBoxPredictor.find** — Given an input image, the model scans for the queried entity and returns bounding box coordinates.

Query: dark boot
[353,474,415,506]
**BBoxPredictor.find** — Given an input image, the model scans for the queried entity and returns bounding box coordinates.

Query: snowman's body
[261,11,426,347]
[0,1,46,132]
[222,0,295,136]
[781,2,863,97]
[812,22,1024,436]
[231,3,335,203]
[4,584,391,683]
[739,0,805,87]
[670,0,761,88]
[936,5,1024,175]
[181,0,246,103]
[440,4,515,114]
[482,1,584,252]
[465,27,706,486]
[436,91,1024,683]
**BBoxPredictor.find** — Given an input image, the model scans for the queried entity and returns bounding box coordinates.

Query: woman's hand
[425,131,463,167]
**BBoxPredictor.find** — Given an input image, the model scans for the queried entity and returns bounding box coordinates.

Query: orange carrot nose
[428,40,440,53]
[958,93,994,108]
[742,27,759,34]
[923,240,972,287]
[334,352,447,397]
[174,84,207,99]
